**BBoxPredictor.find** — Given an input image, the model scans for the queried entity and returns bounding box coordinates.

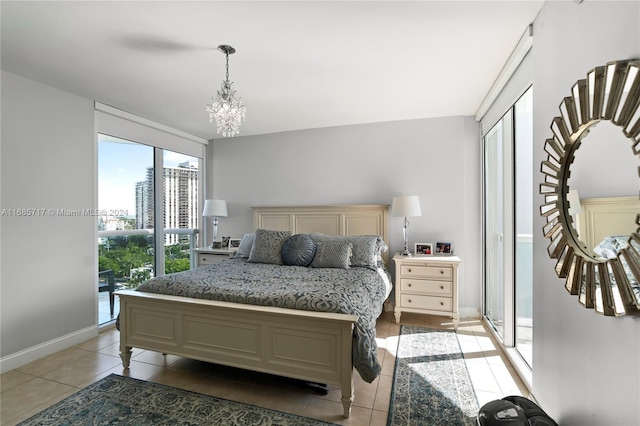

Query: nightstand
[193,248,237,266]
[393,253,462,329]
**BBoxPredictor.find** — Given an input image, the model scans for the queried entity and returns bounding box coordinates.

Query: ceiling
[1,1,544,140]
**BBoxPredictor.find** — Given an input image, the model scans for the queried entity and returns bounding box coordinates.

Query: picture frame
[229,238,241,249]
[414,243,433,255]
[435,242,453,255]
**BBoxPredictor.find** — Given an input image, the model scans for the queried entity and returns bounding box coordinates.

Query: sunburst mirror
[540,59,640,316]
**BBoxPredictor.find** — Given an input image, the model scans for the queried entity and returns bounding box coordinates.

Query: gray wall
[532,1,640,424]
[209,115,482,316]
[1,71,97,362]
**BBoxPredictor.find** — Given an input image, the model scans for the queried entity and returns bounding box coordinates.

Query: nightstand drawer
[400,279,452,296]
[401,265,452,279]
[400,294,452,312]
[198,254,229,265]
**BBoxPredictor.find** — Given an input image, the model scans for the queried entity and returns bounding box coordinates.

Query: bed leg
[341,380,354,418]
[120,346,132,369]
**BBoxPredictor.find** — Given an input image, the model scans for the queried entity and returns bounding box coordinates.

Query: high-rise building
[135,162,199,245]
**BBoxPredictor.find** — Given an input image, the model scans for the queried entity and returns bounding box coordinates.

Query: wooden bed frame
[116,204,389,418]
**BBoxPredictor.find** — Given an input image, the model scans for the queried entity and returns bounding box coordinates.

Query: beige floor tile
[303,397,372,425]
[2,387,78,426]
[351,376,378,409]
[457,334,483,355]
[238,382,311,416]
[97,341,144,358]
[41,352,122,387]
[17,347,93,377]
[379,349,396,377]
[493,364,528,396]
[0,370,36,392]
[101,360,166,382]
[465,358,501,394]
[74,327,118,351]
[0,377,75,423]
[475,389,505,408]
[370,409,389,426]
[372,373,392,412]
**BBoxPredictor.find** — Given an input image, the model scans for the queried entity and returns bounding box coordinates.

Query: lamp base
[399,249,412,256]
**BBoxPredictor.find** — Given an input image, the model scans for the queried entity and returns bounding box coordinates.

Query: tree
[165,258,190,274]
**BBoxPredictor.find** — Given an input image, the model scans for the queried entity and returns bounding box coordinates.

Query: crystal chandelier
[206,45,246,137]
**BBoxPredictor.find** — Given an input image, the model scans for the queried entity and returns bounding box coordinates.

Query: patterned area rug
[387,325,479,426]
[18,374,337,425]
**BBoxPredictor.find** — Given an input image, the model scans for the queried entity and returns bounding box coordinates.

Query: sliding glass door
[97,135,202,324]
[484,113,513,341]
[513,88,533,365]
[483,87,533,367]
[98,135,155,324]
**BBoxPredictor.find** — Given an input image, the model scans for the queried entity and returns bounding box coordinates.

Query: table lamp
[391,195,422,256]
[203,199,228,249]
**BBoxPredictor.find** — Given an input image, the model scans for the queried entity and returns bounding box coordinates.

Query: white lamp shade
[391,195,422,217]
[203,199,228,217]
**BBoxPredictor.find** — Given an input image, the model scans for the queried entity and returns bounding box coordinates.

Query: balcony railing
[98,227,199,280]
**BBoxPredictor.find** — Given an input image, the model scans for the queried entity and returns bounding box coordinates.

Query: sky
[98,134,198,217]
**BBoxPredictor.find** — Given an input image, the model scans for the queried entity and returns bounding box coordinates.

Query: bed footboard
[116,289,356,417]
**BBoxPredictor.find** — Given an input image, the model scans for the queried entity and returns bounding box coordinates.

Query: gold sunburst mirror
[540,59,640,316]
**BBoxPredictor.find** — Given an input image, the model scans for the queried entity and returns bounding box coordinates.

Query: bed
[115,204,390,418]
[576,196,639,252]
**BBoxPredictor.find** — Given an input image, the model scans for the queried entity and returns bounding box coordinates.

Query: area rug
[387,325,479,426]
[18,374,336,425]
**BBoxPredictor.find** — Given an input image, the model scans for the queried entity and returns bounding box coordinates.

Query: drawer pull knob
[408,283,412,287]
[408,269,412,273]
[440,270,444,274]
[440,285,444,290]
[408,299,412,303]
[440,302,444,306]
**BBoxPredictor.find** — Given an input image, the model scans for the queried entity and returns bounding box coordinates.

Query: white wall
[1,71,97,369]
[532,1,640,424]
[209,116,481,316]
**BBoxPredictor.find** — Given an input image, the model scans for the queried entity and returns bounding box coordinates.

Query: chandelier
[206,45,246,137]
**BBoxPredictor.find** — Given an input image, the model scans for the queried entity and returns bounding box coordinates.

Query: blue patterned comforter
[136,258,391,382]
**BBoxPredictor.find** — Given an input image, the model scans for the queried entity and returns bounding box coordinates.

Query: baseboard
[460,306,481,319]
[0,325,98,373]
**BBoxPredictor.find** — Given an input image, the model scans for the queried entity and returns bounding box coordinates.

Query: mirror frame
[540,59,640,316]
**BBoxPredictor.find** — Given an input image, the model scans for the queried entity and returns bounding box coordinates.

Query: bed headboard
[253,204,390,263]
[577,196,640,250]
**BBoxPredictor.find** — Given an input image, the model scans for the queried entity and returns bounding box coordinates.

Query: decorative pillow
[309,234,387,269]
[247,229,292,264]
[310,241,353,269]
[281,234,317,266]
[234,233,255,258]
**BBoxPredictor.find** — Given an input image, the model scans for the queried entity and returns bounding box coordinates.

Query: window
[95,104,206,325]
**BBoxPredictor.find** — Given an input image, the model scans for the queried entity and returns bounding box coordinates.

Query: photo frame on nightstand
[229,238,241,249]
[415,243,433,255]
[435,241,453,255]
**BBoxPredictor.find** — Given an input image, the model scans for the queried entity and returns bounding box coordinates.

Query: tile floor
[1,312,529,425]
[98,291,120,325]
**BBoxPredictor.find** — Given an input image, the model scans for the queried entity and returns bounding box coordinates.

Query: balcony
[98,228,198,325]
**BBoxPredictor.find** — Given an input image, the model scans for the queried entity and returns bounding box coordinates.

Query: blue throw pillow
[281,234,317,266]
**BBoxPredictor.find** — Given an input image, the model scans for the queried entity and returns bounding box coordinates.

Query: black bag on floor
[477,395,558,426]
